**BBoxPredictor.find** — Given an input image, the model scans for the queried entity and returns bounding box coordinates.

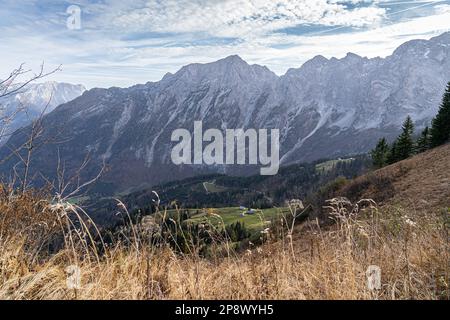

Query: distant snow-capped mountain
[0,32,449,194]
[0,81,85,144]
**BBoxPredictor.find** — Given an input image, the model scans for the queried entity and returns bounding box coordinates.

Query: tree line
[371,82,450,169]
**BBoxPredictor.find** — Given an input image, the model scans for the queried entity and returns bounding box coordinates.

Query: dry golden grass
[0,188,448,300]
[339,144,450,211]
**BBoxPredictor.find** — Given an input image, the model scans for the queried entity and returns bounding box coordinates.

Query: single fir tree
[430,82,450,147]
[395,116,415,161]
[387,141,398,165]
[416,126,431,153]
[371,137,389,169]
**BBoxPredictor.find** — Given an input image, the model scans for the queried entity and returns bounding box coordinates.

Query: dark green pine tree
[430,82,450,148]
[387,141,398,165]
[371,137,389,169]
[416,126,431,153]
[395,116,415,161]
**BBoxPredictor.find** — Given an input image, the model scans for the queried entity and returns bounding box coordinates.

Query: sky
[1,0,450,89]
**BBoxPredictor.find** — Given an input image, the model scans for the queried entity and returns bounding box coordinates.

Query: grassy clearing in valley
[166,207,288,233]
[202,181,229,193]
[315,158,355,173]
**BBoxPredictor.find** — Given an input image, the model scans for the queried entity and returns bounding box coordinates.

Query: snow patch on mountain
[0,81,85,144]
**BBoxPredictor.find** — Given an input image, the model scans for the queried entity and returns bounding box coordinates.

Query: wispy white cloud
[106,0,387,38]
[0,0,449,88]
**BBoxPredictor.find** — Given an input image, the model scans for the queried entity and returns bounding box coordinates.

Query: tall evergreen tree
[416,126,431,153]
[387,141,398,165]
[371,137,389,169]
[395,116,415,161]
[430,82,450,147]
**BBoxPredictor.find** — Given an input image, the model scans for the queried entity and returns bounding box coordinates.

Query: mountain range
[0,32,449,195]
[0,81,85,145]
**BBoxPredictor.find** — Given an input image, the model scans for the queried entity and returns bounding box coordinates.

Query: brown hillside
[338,143,450,211]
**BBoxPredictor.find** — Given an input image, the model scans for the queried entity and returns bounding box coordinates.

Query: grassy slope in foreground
[337,143,450,211]
[0,144,448,299]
